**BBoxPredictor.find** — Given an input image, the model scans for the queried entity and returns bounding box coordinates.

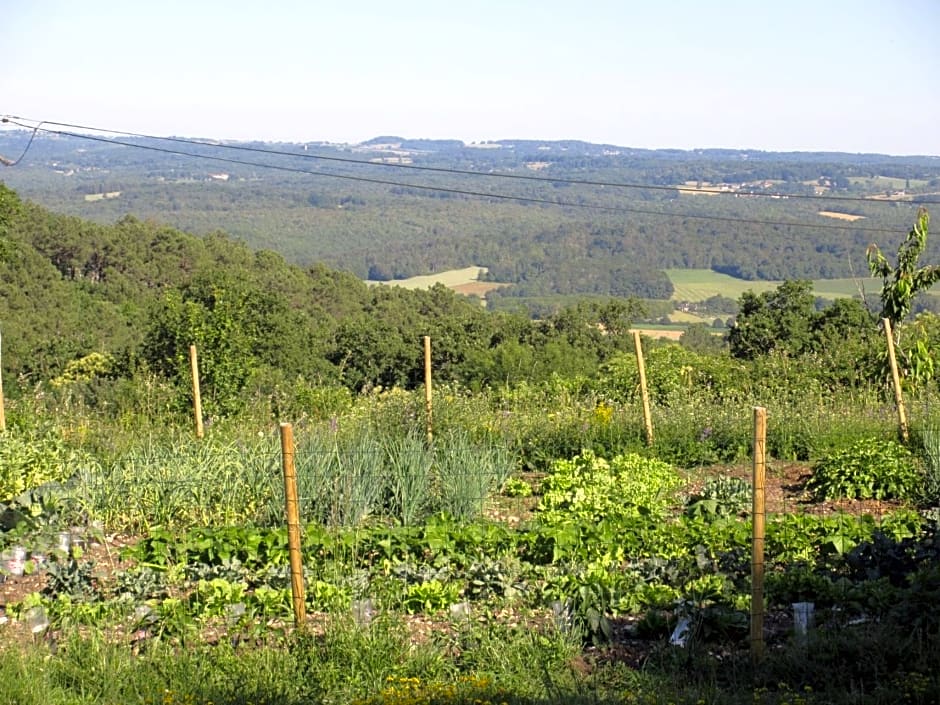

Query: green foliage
[807,438,921,501]
[49,352,115,388]
[727,281,880,388]
[538,450,683,522]
[868,208,939,330]
[600,343,747,406]
[0,427,89,505]
[684,476,751,519]
[728,280,817,359]
[142,271,321,417]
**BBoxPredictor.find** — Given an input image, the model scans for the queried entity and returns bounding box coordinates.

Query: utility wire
[0,120,44,166]
[1,114,912,205]
[0,117,909,234]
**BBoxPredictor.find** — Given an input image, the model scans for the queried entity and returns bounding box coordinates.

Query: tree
[142,272,321,416]
[727,280,816,359]
[680,323,724,354]
[867,208,939,337]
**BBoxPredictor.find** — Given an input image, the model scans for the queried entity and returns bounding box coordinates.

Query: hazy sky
[2,0,938,154]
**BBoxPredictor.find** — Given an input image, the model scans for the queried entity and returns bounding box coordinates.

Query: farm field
[818,211,865,221]
[666,268,888,303]
[368,265,511,302]
[366,265,491,290]
[848,175,929,190]
[365,266,897,310]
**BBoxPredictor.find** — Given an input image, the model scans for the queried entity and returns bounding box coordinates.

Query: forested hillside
[0,184,647,408]
[2,131,937,306]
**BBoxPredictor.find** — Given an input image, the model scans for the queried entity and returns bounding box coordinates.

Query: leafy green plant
[42,558,99,602]
[402,579,461,613]
[807,438,920,501]
[500,476,533,498]
[684,475,751,520]
[0,427,93,506]
[538,450,682,523]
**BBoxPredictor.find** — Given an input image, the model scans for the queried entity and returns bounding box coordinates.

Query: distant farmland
[367,266,509,301]
[367,266,928,309]
[666,269,884,302]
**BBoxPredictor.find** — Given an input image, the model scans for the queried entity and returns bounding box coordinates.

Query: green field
[847,175,929,190]
[666,269,885,302]
[366,265,489,289]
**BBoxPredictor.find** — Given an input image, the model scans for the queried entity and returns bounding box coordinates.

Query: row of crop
[3,385,931,535]
[8,448,936,647]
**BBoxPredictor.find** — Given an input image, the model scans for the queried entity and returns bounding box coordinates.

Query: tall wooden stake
[189,345,204,439]
[280,422,306,628]
[751,406,767,664]
[0,328,6,433]
[423,335,433,444]
[882,318,909,443]
[632,330,654,446]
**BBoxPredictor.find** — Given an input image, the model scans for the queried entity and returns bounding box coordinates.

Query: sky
[2,0,939,155]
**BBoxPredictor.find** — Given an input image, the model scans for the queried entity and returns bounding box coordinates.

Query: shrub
[0,428,91,505]
[807,438,920,501]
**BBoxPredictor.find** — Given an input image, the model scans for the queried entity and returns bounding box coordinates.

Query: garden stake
[632,330,654,446]
[751,406,767,663]
[882,318,909,443]
[189,344,204,439]
[280,422,307,628]
[424,335,433,444]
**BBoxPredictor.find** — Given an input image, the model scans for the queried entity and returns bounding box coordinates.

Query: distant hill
[1,130,937,305]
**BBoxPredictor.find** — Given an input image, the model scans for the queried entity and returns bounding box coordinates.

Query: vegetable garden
[2,354,940,705]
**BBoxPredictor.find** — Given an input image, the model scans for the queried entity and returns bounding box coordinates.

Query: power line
[0,117,909,235]
[1,115,912,205]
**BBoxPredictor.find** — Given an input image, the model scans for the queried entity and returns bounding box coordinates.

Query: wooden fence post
[882,318,909,443]
[189,344,204,439]
[751,406,767,663]
[424,336,433,444]
[280,422,307,628]
[632,330,654,446]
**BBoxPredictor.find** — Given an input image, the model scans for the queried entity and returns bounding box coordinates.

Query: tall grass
[913,399,940,508]
[0,618,590,705]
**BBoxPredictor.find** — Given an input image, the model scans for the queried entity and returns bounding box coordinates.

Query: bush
[0,428,91,504]
[807,438,921,501]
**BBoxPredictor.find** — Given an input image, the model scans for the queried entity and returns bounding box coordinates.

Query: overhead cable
[0,117,911,235]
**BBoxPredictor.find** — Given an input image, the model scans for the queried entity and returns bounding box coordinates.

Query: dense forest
[1,131,938,306]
